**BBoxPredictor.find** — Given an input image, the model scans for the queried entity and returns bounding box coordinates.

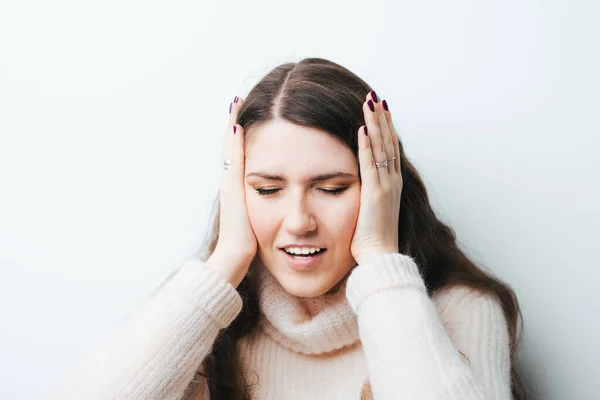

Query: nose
[282,195,317,236]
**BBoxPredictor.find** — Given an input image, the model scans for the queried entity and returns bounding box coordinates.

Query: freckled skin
[244,120,361,298]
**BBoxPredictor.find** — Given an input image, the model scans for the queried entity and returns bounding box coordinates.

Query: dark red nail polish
[382,99,389,111]
[233,125,237,134]
[234,96,238,103]
[364,126,368,136]
[229,103,232,114]
[371,91,378,103]
[367,100,374,112]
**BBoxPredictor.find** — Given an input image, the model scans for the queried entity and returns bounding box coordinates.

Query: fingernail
[364,126,368,136]
[234,96,238,103]
[233,125,237,134]
[382,99,389,111]
[371,91,378,103]
[229,103,232,114]
[367,100,374,112]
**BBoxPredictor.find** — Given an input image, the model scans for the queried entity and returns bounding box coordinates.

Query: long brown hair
[186,58,526,399]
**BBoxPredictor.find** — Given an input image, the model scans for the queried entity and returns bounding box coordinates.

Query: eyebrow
[245,172,356,183]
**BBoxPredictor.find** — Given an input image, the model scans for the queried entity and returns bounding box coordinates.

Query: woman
[55,58,526,400]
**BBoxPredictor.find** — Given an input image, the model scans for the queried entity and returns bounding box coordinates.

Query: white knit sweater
[53,253,512,399]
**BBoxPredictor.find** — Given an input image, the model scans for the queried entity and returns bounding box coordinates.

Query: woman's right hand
[205,96,258,288]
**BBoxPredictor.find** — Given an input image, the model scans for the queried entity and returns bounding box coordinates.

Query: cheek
[328,192,360,243]
[245,189,276,244]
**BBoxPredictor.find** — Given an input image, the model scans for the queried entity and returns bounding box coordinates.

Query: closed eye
[254,187,348,197]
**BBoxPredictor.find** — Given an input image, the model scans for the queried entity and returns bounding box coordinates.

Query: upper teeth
[284,247,321,255]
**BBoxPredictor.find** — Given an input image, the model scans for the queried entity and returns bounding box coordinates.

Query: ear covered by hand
[350,91,403,266]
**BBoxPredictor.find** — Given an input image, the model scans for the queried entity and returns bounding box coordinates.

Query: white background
[1,0,598,398]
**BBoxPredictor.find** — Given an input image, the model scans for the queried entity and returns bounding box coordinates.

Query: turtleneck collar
[254,261,360,355]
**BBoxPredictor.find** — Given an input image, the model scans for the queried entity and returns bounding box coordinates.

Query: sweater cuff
[346,253,427,313]
[166,258,244,329]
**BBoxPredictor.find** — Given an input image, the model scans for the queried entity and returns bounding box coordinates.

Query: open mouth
[280,248,327,258]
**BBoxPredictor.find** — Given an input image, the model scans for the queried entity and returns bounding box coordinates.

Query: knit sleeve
[345,253,512,400]
[53,258,244,400]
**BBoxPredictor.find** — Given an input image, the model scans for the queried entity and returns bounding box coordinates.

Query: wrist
[205,251,251,289]
[354,248,398,266]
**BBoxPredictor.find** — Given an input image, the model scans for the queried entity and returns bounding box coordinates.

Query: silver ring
[375,160,389,168]
[223,160,231,170]
[389,156,396,160]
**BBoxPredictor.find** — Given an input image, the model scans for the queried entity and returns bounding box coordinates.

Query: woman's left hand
[350,91,403,266]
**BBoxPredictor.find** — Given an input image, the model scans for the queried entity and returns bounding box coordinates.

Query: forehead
[245,120,357,175]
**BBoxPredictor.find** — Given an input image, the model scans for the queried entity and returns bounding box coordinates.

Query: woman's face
[245,120,361,297]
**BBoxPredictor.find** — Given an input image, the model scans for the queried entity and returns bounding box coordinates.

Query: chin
[259,251,354,298]
[274,269,348,298]
[272,275,325,298]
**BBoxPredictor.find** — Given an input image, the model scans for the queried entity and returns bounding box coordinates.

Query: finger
[382,99,401,174]
[221,97,246,193]
[222,96,244,163]
[371,93,395,174]
[228,95,241,125]
[357,125,378,191]
[363,92,389,186]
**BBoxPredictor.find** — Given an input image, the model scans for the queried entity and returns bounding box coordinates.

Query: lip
[280,248,327,271]
[280,244,326,249]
